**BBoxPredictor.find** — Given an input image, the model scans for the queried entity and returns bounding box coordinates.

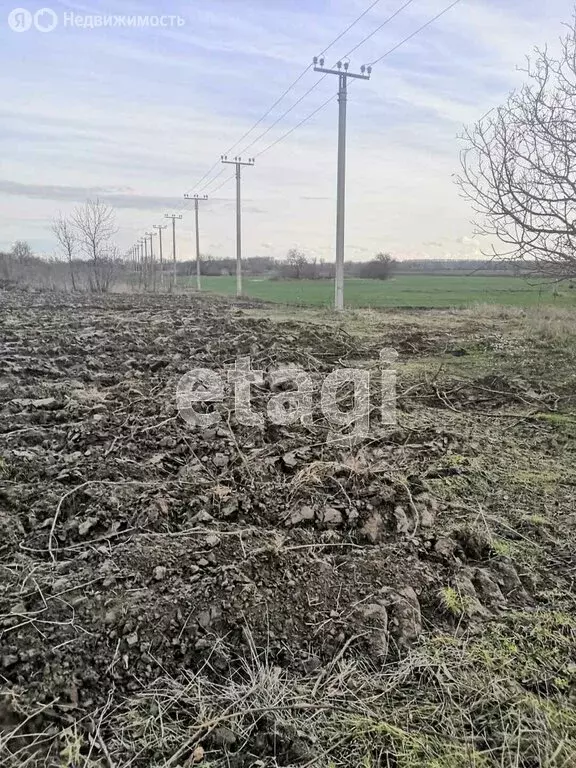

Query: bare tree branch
[457,18,576,279]
[51,212,78,291]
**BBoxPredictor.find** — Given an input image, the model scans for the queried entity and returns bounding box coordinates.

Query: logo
[34,8,58,32]
[7,7,58,32]
[8,8,32,31]
[176,350,398,440]
[8,8,184,31]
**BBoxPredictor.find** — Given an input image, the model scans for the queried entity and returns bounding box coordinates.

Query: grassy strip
[182,275,576,309]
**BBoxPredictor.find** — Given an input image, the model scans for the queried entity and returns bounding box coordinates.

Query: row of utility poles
[128,213,181,292]
[127,57,371,309]
[129,196,211,293]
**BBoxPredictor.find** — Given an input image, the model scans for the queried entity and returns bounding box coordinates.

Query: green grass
[184,275,576,309]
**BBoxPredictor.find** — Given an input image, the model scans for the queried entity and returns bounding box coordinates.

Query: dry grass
[2,612,575,768]
[468,303,576,340]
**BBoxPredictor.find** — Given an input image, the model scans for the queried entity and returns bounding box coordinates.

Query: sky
[0,0,573,262]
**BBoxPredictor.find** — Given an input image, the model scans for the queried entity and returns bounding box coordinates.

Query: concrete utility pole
[153,224,167,290]
[146,231,157,291]
[138,240,145,285]
[313,57,371,311]
[184,193,208,291]
[165,213,183,292]
[221,155,255,297]
[143,236,149,291]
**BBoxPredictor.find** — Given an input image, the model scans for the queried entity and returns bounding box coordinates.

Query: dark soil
[1,290,574,766]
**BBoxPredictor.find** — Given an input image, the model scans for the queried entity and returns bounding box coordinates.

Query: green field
[185,274,576,309]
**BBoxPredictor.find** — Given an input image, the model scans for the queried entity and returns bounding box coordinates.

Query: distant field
[182,274,576,309]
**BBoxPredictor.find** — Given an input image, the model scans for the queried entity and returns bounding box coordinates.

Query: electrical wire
[185,0,463,196]
[239,74,329,156]
[184,0,387,194]
[184,159,221,197]
[242,0,419,158]
[369,0,463,66]
[254,0,465,158]
[210,172,236,196]
[319,0,384,57]
[222,66,313,158]
[341,0,416,59]
[198,166,227,194]
[256,91,336,157]
[225,0,386,157]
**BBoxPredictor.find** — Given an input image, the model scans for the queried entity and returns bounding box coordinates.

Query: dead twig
[48,481,92,563]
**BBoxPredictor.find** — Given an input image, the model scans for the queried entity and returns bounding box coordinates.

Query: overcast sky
[0,0,572,261]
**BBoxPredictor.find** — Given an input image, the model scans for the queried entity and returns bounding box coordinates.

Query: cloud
[0,180,183,211]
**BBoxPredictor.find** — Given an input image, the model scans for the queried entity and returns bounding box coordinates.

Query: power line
[199,166,227,194]
[183,166,234,204]
[256,92,336,157]
[239,74,329,156]
[223,66,313,158]
[369,0,463,66]
[210,172,236,196]
[181,71,313,197]
[255,0,465,158]
[185,0,387,194]
[226,0,386,158]
[319,0,384,57]
[341,0,416,59]
[241,0,418,158]
[184,159,220,197]
[184,0,462,201]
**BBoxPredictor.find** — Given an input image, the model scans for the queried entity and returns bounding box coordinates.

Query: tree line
[186,249,398,280]
[1,200,123,292]
[0,237,524,294]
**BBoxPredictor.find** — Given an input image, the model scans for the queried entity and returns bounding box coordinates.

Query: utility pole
[146,231,157,292]
[165,213,183,292]
[142,233,150,291]
[313,57,371,311]
[221,155,254,297]
[184,193,208,291]
[140,239,146,289]
[153,224,167,290]
[143,236,149,292]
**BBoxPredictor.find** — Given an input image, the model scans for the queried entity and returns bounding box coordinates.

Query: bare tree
[458,19,576,279]
[279,248,321,279]
[285,248,308,279]
[71,199,118,292]
[11,240,34,260]
[360,252,396,280]
[95,245,120,293]
[52,213,78,290]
